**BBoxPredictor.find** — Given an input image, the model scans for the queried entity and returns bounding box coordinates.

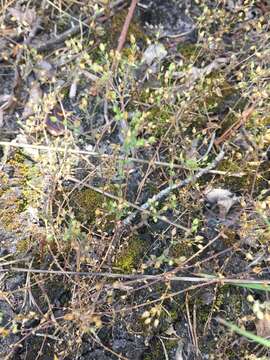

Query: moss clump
[115,236,145,273]
[1,151,42,209]
[71,188,105,224]
[0,152,34,233]
[169,239,194,262]
[211,287,243,323]
[218,157,266,193]
[199,72,237,112]
[196,286,243,329]
[142,106,174,139]
[143,338,178,360]
[221,227,238,247]
[0,151,45,255]
[0,187,26,232]
[0,171,9,197]
[218,158,248,190]
[177,43,203,62]
[16,238,32,253]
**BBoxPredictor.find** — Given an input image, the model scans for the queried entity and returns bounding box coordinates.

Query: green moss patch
[71,188,105,223]
[114,235,146,273]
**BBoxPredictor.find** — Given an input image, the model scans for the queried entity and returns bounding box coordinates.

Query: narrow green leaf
[233,283,270,292]
[217,317,270,348]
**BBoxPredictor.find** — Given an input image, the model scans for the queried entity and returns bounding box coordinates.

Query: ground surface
[0,0,270,359]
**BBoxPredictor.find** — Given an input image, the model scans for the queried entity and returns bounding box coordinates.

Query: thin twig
[215,102,257,145]
[116,0,138,53]
[158,337,169,360]
[181,233,221,267]
[199,132,216,161]
[32,0,127,52]
[185,294,196,355]
[0,267,268,286]
[0,140,236,174]
[0,141,186,170]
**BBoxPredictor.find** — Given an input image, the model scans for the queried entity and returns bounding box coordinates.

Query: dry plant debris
[0,0,270,359]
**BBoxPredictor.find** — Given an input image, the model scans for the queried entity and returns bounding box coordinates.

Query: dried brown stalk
[215,102,257,146]
[116,0,138,53]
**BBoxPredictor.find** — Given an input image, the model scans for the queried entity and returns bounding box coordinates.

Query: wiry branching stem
[122,147,225,226]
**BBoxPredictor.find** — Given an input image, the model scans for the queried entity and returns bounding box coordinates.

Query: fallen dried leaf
[256,313,270,338]
[45,105,66,136]
[205,188,239,217]
[206,188,234,204]
[173,57,229,84]
[0,110,3,128]
[69,81,77,100]
[0,95,12,104]
[34,60,55,82]
[22,82,43,119]
[142,43,167,66]
[0,94,16,112]
[9,7,37,27]
[165,324,178,337]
